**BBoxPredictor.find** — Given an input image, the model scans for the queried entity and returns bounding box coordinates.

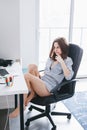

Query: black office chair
[25,44,83,130]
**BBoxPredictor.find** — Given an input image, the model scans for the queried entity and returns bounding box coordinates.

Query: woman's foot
[9,107,19,118]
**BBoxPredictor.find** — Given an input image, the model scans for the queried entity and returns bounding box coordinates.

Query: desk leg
[15,94,18,109]
[19,94,24,130]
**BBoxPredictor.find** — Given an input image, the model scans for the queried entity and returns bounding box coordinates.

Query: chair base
[25,104,71,129]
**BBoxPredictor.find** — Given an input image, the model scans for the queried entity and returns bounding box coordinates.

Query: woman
[9,37,74,118]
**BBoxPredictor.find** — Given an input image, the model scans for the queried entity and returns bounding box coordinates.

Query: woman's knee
[28,64,39,77]
[28,64,38,71]
[24,73,30,80]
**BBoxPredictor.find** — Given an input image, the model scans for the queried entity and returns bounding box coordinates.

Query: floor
[9,102,83,130]
[0,109,9,130]
[0,79,87,130]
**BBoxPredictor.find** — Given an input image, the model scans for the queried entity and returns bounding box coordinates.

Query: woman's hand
[55,55,70,78]
[55,55,63,63]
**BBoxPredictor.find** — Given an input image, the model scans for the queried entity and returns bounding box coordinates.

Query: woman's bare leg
[9,65,38,118]
[9,72,50,118]
[9,76,36,118]
[28,64,40,77]
[9,91,30,118]
[24,73,51,105]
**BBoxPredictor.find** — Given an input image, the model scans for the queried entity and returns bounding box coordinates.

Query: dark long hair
[49,37,69,61]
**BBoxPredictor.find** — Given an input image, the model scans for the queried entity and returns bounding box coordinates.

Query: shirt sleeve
[44,58,51,71]
[64,57,74,80]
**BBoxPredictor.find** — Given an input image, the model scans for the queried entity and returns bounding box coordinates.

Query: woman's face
[53,42,62,56]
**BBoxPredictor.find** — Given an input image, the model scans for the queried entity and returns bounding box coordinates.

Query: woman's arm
[55,55,74,79]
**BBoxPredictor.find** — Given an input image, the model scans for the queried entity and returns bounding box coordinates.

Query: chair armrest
[39,70,45,77]
[39,69,44,72]
[50,78,79,93]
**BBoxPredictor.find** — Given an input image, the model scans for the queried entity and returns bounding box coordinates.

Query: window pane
[39,0,71,69]
[72,0,87,76]
[73,0,87,27]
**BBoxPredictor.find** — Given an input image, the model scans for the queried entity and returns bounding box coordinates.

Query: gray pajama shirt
[41,57,74,92]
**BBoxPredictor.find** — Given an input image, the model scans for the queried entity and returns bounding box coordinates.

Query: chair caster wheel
[51,125,56,130]
[25,121,30,127]
[67,114,71,119]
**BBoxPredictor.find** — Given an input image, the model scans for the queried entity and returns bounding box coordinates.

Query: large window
[39,0,71,69]
[39,0,87,77]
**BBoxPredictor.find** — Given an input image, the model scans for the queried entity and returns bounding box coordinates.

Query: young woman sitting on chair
[9,37,74,118]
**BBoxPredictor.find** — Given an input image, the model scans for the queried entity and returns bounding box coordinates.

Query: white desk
[0,62,28,130]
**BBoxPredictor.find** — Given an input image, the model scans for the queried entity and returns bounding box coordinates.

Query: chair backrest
[59,43,83,95]
[68,44,83,78]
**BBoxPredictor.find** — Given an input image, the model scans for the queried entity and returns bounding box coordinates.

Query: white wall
[20,0,39,68]
[0,0,39,68]
[0,0,21,60]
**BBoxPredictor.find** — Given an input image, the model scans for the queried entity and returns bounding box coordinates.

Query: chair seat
[31,93,73,106]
